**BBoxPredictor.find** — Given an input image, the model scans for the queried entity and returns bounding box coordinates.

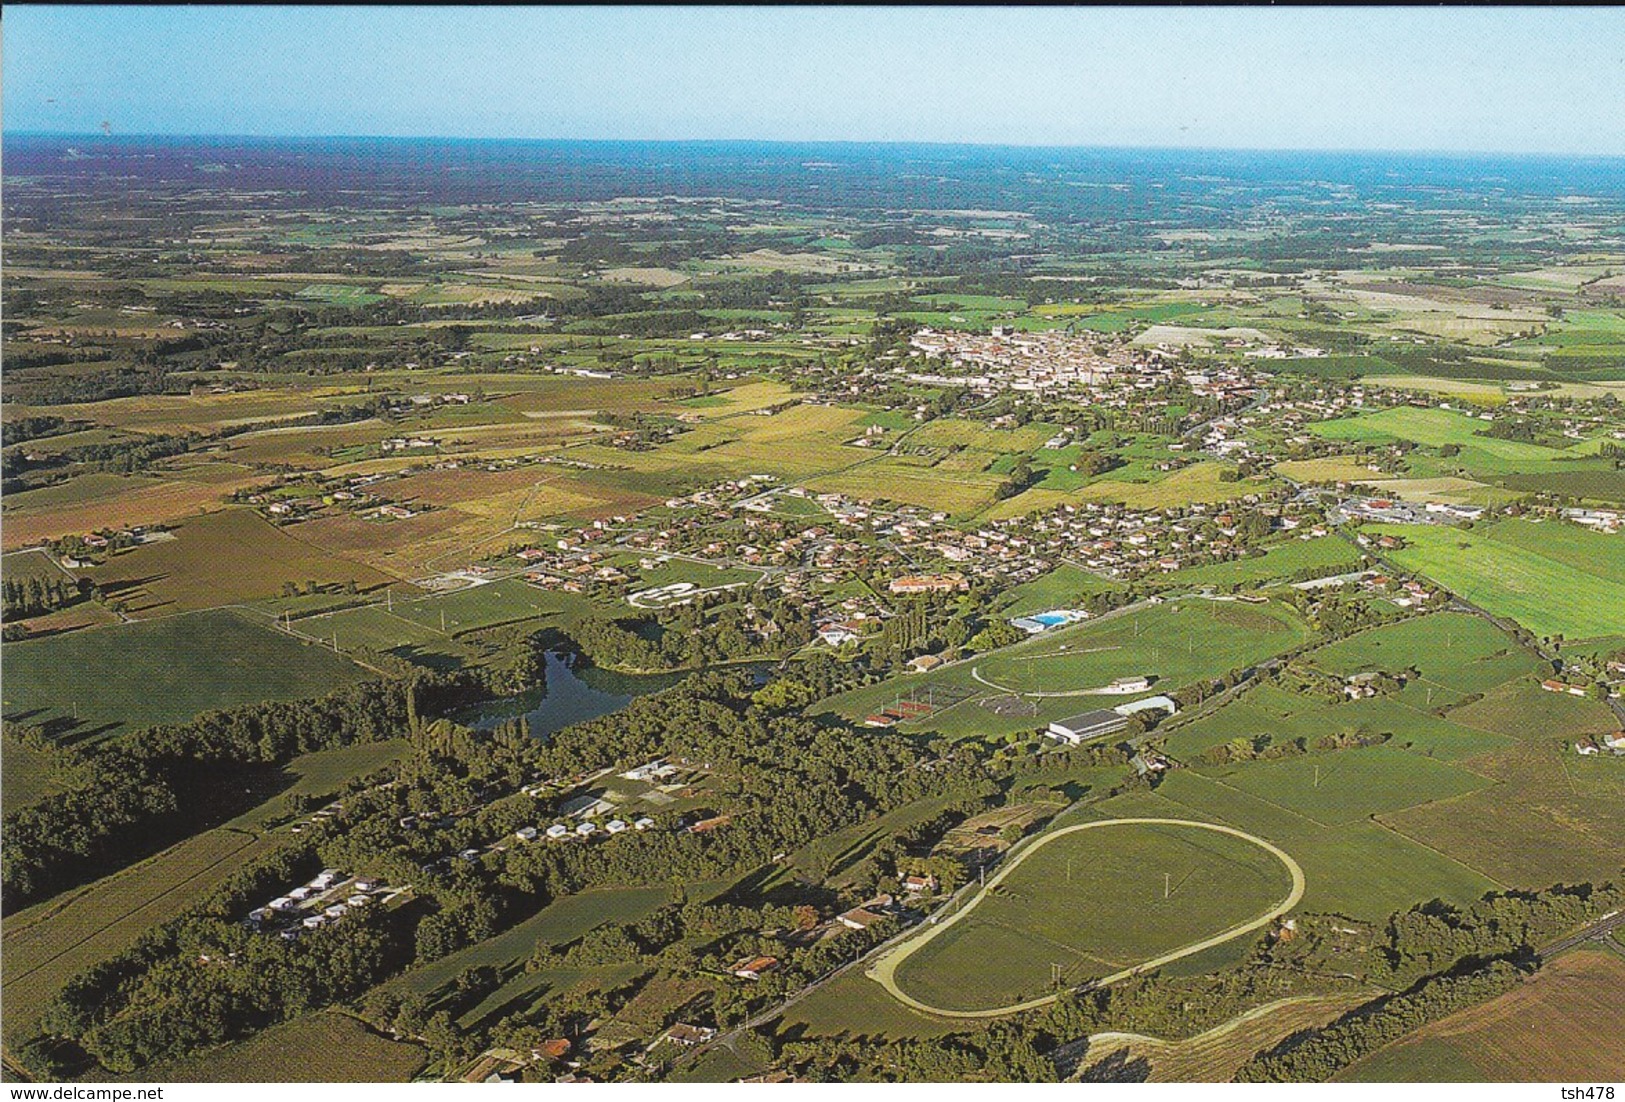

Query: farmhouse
[1046,709,1129,745]
[664,1023,716,1047]
[838,906,887,930]
[819,623,859,646]
[902,873,939,896]
[1103,675,1153,694]
[687,814,733,834]
[731,955,781,980]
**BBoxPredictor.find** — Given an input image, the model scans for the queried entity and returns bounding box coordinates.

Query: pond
[461,650,685,737]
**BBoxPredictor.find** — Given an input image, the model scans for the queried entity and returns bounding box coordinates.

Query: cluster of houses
[1564,507,1622,534]
[903,328,1255,402]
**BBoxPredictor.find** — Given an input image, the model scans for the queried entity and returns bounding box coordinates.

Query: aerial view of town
[2,6,1622,1093]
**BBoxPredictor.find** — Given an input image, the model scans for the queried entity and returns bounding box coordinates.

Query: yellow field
[601,266,691,287]
[688,380,802,416]
[1073,463,1267,509]
[1364,376,1511,403]
[1336,951,1625,1082]
[982,486,1079,520]
[1077,993,1375,1083]
[807,461,1002,513]
[453,480,628,524]
[1356,476,1493,503]
[907,417,1056,453]
[1273,455,1387,484]
[1,477,265,550]
[84,509,397,614]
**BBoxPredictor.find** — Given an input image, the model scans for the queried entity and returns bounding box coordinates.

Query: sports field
[881,819,1300,1015]
[822,599,1311,740]
[1366,522,1625,640]
[975,600,1308,696]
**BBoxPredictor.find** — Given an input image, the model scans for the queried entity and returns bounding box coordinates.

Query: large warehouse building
[1046,709,1129,745]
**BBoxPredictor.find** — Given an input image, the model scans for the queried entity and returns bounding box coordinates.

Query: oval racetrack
[867,817,1307,1019]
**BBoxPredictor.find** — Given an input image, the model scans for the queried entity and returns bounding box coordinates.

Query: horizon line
[8,129,1625,163]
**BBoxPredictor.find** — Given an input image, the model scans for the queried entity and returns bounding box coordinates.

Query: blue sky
[6,6,1625,154]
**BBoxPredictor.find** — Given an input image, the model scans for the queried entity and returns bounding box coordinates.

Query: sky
[6,6,1625,155]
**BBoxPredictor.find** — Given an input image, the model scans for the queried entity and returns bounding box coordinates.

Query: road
[864,817,1306,1020]
[1537,910,1625,960]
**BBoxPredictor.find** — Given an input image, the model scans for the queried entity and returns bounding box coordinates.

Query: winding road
[866,817,1306,1019]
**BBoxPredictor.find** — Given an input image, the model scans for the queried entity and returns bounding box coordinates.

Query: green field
[297,283,385,306]
[1378,736,1625,890]
[1310,406,1607,482]
[1121,777,1498,921]
[390,886,670,1027]
[1162,537,1363,589]
[1161,680,1519,764]
[998,563,1127,618]
[1302,612,1543,694]
[774,968,964,1042]
[1069,462,1274,510]
[1200,746,1490,827]
[890,820,1295,1013]
[296,577,593,658]
[1,609,368,740]
[1,829,276,1044]
[0,735,69,813]
[132,1011,427,1082]
[1,738,407,1043]
[1367,523,1625,640]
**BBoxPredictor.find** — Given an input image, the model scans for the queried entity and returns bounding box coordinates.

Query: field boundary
[866,817,1306,1019]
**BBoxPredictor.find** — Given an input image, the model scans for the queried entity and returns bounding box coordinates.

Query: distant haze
[5,7,1625,156]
